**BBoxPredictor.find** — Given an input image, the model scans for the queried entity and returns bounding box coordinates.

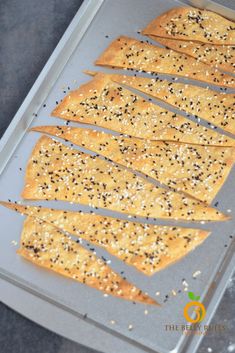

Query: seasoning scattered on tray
[142,7,235,45]
[150,37,235,74]
[95,36,235,87]
[21,135,228,221]
[18,216,157,304]
[0,201,211,275]
[32,125,235,203]
[86,71,235,137]
[52,73,235,145]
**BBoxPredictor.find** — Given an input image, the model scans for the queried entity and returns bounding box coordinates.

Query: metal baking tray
[0,1,235,353]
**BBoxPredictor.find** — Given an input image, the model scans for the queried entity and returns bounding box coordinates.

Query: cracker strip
[52,73,235,146]
[21,135,228,221]
[142,7,235,45]
[0,202,211,276]
[31,126,235,203]
[150,37,235,74]
[85,71,235,137]
[18,216,157,304]
[95,36,235,88]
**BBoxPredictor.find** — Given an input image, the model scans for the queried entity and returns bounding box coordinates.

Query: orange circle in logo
[183,301,206,323]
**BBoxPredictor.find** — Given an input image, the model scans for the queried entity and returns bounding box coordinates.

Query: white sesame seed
[193,270,201,278]
[227,343,235,352]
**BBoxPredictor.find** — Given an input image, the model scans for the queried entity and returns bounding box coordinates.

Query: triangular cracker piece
[95,36,235,88]
[142,7,235,45]
[31,126,235,203]
[21,135,228,221]
[52,73,235,146]
[18,216,157,304]
[86,71,235,137]
[150,37,235,74]
[0,202,211,275]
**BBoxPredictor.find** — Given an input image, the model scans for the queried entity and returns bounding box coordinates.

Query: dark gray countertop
[0,1,234,352]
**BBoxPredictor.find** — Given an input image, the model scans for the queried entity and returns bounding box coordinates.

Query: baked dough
[21,135,228,221]
[52,73,235,145]
[0,201,211,276]
[31,125,235,203]
[150,37,235,74]
[95,36,235,87]
[85,71,235,137]
[142,7,235,45]
[18,216,157,304]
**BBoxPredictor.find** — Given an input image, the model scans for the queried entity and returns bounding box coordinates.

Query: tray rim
[0,0,235,353]
[0,0,104,174]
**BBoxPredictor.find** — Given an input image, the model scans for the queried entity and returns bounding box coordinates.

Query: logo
[183,291,206,323]
[164,291,226,335]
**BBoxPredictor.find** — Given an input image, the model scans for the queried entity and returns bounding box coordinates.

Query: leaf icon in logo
[188,291,201,301]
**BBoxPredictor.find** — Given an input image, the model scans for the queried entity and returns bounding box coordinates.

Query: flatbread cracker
[31,126,235,203]
[18,216,157,304]
[0,202,210,275]
[85,71,235,137]
[21,135,228,221]
[95,36,235,88]
[150,37,235,74]
[142,7,235,45]
[52,73,235,146]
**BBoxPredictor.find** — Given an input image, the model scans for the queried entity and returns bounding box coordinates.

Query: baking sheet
[0,0,235,353]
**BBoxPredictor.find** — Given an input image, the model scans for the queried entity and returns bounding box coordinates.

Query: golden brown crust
[21,135,228,221]
[51,74,111,119]
[18,216,157,304]
[31,125,235,203]
[1,201,211,275]
[52,73,235,145]
[84,71,235,139]
[142,7,235,45]
[95,36,235,88]
[150,36,235,74]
